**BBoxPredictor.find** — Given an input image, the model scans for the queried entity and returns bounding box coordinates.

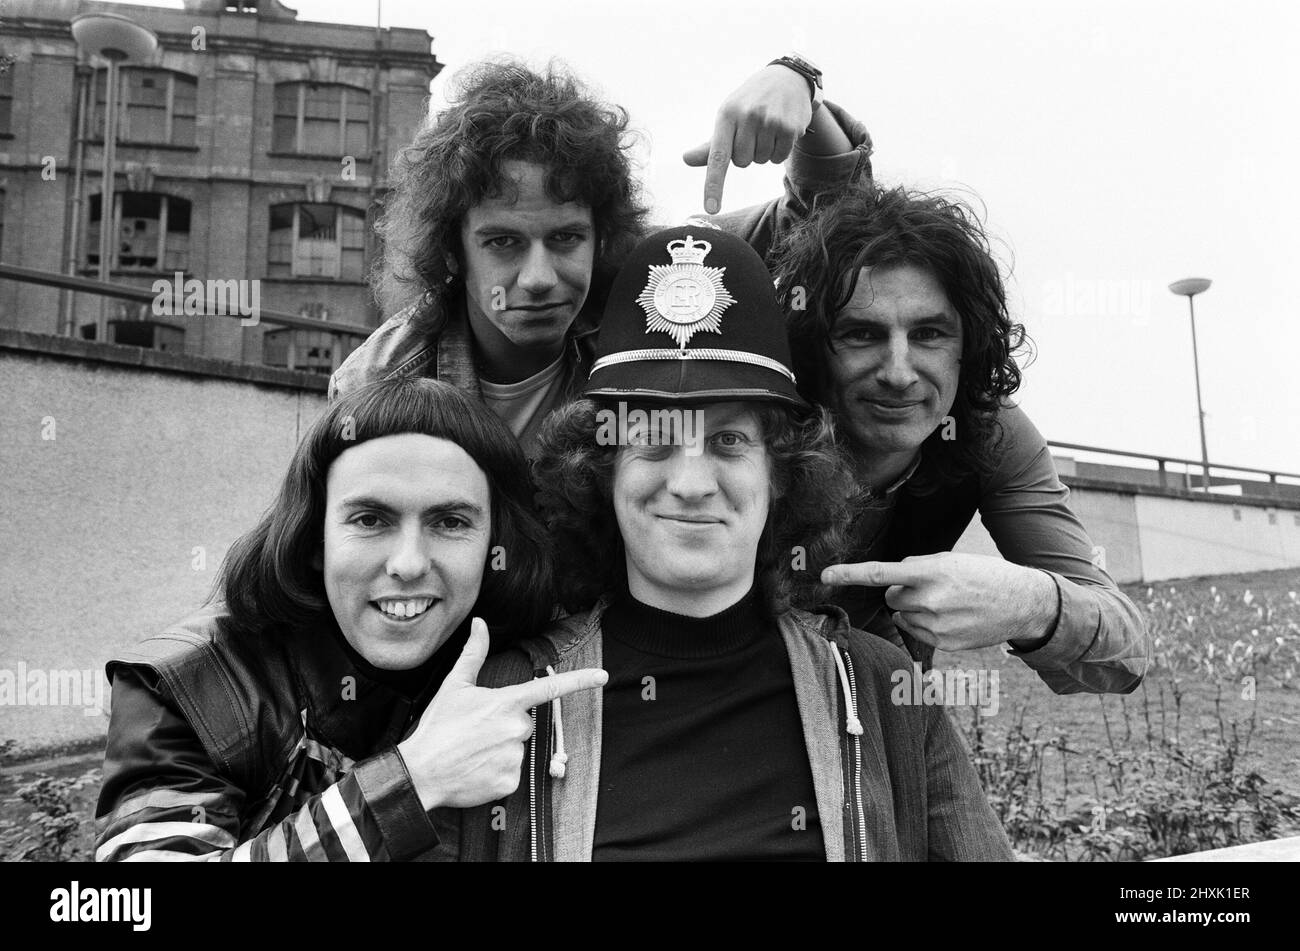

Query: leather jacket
[95,604,447,861]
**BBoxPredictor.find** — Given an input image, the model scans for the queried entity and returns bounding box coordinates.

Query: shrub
[962,684,1300,861]
[0,768,101,862]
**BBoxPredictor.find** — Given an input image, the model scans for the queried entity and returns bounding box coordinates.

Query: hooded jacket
[437,598,1014,862]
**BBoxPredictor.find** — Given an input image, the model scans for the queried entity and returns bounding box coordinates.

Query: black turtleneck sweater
[591,586,825,861]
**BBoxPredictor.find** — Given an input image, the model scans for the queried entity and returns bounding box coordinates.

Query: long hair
[372,58,649,316]
[532,399,857,617]
[217,377,555,645]
[773,184,1027,487]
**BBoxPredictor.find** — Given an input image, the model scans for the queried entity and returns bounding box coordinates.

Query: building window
[263,305,362,373]
[1232,508,1241,521]
[0,67,13,135]
[263,328,339,374]
[273,82,368,155]
[78,301,186,351]
[87,192,192,271]
[109,304,186,352]
[268,203,365,280]
[94,68,197,147]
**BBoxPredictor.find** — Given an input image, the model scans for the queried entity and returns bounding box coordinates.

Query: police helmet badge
[636,235,736,348]
[585,224,806,408]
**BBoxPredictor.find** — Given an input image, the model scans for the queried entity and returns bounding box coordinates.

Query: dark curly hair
[217,377,555,649]
[532,399,858,617]
[773,184,1028,487]
[372,58,650,315]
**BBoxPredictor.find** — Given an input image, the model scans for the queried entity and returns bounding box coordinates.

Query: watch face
[782,53,823,88]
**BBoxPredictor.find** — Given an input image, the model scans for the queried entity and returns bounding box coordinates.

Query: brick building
[0,0,440,370]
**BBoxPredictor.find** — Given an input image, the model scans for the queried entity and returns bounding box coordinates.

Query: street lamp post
[1168,277,1213,492]
[70,13,157,343]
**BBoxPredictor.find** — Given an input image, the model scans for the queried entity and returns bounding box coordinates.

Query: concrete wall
[1134,493,1300,582]
[954,485,1144,583]
[955,482,1300,585]
[0,332,326,749]
[1068,488,1144,583]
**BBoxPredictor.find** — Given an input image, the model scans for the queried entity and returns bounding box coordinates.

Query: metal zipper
[842,648,869,862]
[528,707,539,863]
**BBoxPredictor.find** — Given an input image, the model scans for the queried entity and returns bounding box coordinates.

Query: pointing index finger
[701,112,736,215]
[821,561,928,588]
[501,668,609,710]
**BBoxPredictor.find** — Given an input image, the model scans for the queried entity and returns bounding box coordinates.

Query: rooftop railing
[1048,440,1300,501]
[0,262,374,373]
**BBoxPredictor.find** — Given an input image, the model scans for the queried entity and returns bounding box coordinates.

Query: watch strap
[768,53,825,117]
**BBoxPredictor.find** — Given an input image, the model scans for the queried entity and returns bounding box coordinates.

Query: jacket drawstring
[831,643,864,736]
[545,665,568,779]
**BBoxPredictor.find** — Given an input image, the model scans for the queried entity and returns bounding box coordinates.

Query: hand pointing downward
[397,617,608,810]
[682,64,815,215]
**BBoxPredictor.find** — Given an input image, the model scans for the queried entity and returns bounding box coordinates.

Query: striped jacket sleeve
[95,666,438,862]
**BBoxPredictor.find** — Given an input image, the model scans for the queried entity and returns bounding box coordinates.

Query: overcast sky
[119,0,1300,478]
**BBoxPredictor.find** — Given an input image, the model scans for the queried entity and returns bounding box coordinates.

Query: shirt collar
[860,452,922,501]
[886,453,923,494]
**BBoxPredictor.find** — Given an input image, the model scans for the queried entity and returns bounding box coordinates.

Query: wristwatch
[768,53,825,118]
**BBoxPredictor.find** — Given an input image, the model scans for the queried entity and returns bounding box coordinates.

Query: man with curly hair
[770,185,1149,695]
[433,225,1014,861]
[329,56,872,455]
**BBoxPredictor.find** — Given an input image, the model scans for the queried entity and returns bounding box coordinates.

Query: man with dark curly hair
[329,56,872,455]
[433,225,1014,861]
[770,185,1149,695]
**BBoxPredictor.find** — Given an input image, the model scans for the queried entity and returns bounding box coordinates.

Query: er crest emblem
[636,235,736,348]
